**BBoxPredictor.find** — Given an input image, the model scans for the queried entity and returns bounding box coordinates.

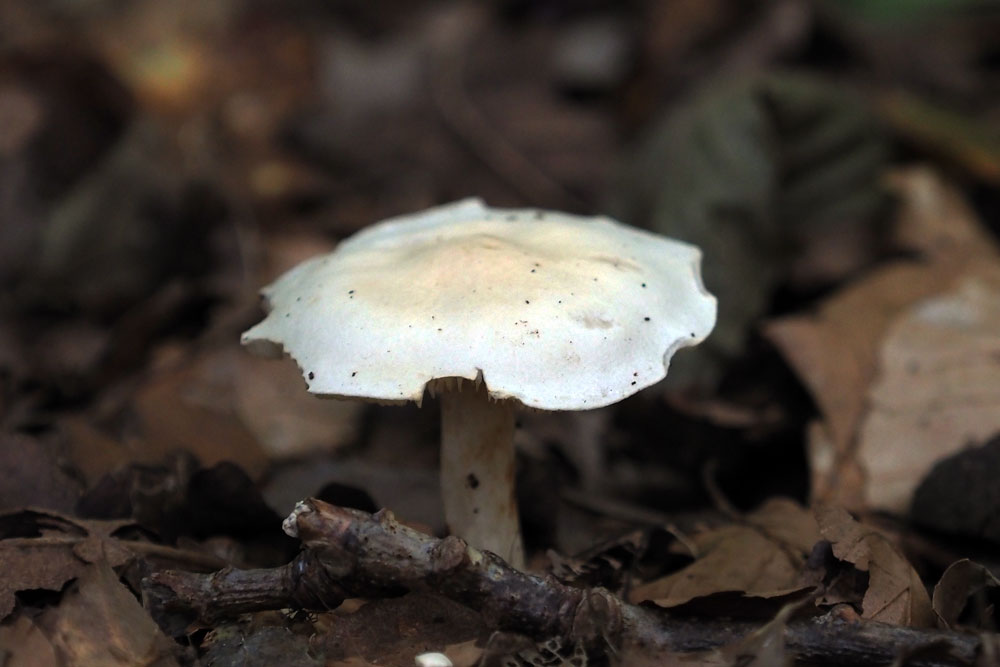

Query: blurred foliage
[609,72,891,388]
[832,0,988,24]
[877,91,1000,185]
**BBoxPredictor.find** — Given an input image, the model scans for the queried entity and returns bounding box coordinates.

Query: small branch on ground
[144,500,987,666]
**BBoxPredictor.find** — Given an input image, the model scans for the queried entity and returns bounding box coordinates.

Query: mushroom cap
[242,199,716,410]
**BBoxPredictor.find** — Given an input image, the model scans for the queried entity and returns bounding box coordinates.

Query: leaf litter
[2,1,1000,665]
[766,167,1000,512]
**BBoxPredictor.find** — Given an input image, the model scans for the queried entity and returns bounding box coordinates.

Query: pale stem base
[439,384,524,569]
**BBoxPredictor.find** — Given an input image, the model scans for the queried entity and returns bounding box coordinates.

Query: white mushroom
[414,653,453,667]
[242,199,716,568]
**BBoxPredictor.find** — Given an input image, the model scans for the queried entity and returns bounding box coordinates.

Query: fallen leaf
[442,640,484,667]
[887,167,1000,259]
[765,168,1000,509]
[0,613,59,667]
[857,273,1000,512]
[630,498,819,607]
[33,560,179,666]
[0,509,135,620]
[932,559,1000,630]
[815,506,934,627]
[128,348,270,479]
[766,258,967,507]
[235,353,361,459]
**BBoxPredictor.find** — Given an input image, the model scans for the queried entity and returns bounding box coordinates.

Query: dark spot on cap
[525,300,530,304]
[633,372,638,376]
[641,283,647,288]
[351,371,357,377]
[631,381,636,385]
[530,269,536,273]
[466,473,480,489]
[308,372,315,380]
[690,332,696,337]
[348,289,355,294]
[644,317,651,322]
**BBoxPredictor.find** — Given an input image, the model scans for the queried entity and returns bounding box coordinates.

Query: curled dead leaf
[0,509,135,620]
[630,498,819,608]
[932,559,1000,630]
[815,506,934,627]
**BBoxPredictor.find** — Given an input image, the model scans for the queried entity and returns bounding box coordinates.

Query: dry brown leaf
[230,231,363,457]
[887,167,1000,258]
[630,498,819,607]
[33,560,179,666]
[932,559,1000,630]
[765,167,1000,509]
[60,416,139,487]
[815,506,934,627]
[235,353,361,459]
[127,349,269,478]
[858,273,1000,511]
[442,640,484,666]
[0,509,135,620]
[61,349,274,482]
[0,613,59,667]
[64,345,358,481]
[765,259,967,507]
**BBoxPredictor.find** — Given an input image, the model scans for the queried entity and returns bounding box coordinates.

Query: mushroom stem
[439,381,524,569]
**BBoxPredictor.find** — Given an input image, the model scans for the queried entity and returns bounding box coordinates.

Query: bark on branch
[143,500,989,666]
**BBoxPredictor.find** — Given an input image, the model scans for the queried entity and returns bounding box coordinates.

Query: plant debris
[2,1,1000,664]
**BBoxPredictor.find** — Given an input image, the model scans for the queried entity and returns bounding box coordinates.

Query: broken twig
[144,500,987,665]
